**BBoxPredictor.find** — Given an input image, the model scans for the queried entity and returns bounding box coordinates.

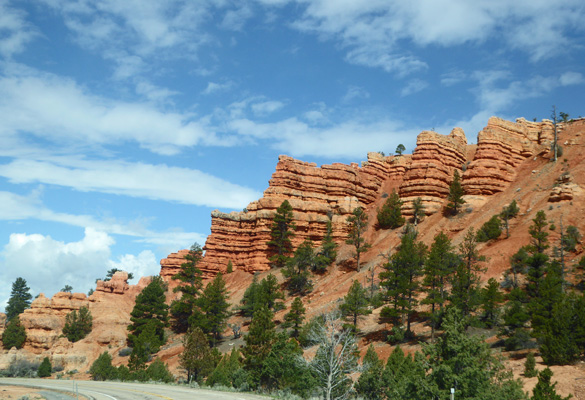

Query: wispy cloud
[0,157,261,209]
[0,1,37,58]
[401,79,428,96]
[202,81,235,95]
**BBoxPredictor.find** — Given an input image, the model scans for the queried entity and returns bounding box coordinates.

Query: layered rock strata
[462,117,554,195]
[197,154,398,274]
[399,128,468,215]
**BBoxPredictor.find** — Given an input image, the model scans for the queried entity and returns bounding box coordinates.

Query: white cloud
[401,79,428,96]
[0,65,222,155]
[0,157,261,209]
[288,0,585,73]
[560,71,584,86]
[0,228,162,311]
[202,81,235,95]
[0,1,37,58]
[107,250,159,282]
[221,4,254,31]
[342,86,370,103]
[251,100,285,116]
[0,190,207,248]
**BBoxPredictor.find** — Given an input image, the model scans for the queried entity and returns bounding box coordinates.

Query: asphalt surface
[0,378,272,400]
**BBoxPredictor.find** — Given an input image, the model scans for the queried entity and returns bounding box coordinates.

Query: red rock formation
[462,117,553,195]
[399,128,468,215]
[197,154,400,274]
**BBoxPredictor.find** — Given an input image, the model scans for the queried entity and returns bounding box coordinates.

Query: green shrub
[377,190,405,229]
[38,357,52,378]
[5,359,39,377]
[89,352,117,381]
[524,352,537,378]
[146,358,174,383]
[62,306,93,342]
[2,316,26,350]
[562,225,581,252]
[476,215,502,242]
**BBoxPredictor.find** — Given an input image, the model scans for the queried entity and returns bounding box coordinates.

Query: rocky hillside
[2,116,585,397]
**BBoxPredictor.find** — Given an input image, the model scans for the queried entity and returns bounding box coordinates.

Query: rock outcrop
[462,117,553,195]
[399,128,468,215]
[549,172,583,202]
[199,154,399,274]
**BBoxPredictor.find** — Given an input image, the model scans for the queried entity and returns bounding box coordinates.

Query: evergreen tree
[340,280,371,330]
[346,206,371,271]
[314,218,338,273]
[422,308,526,400]
[395,144,406,155]
[242,306,276,387]
[377,190,405,229]
[239,274,284,318]
[531,368,571,400]
[509,246,529,289]
[445,169,465,216]
[192,272,230,345]
[531,261,564,339]
[526,211,549,299]
[89,352,116,381]
[207,348,243,388]
[382,345,425,400]
[451,228,484,316]
[2,316,26,349]
[261,332,315,396]
[283,297,306,338]
[479,278,504,328]
[127,276,168,347]
[180,327,216,384]
[501,288,532,351]
[355,344,384,400]
[226,260,233,273]
[524,352,537,378]
[476,215,502,242]
[239,274,260,318]
[380,232,426,335]
[282,239,314,294]
[539,292,581,365]
[411,197,425,226]
[129,321,163,372]
[170,243,204,333]
[37,357,52,378]
[422,232,459,339]
[267,200,296,269]
[61,285,73,293]
[5,277,32,321]
[145,358,175,383]
[500,200,520,238]
[62,306,93,342]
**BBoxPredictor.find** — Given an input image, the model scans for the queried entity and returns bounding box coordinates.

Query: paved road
[0,378,272,400]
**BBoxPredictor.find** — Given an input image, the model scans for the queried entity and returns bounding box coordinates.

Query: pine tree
[382,345,424,400]
[128,276,168,347]
[380,232,426,335]
[170,243,204,333]
[509,246,529,289]
[377,190,405,229]
[450,228,484,316]
[500,200,520,238]
[445,169,465,215]
[346,206,371,271]
[89,352,116,381]
[561,225,581,252]
[5,277,33,321]
[531,368,571,400]
[242,306,276,388]
[267,200,296,269]
[355,344,384,400]
[180,327,216,384]
[479,278,504,328]
[239,274,284,318]
[340,280,371,330]
[539,292,581,365]
[524,352,537,378]
[38,357,52,378]
[283,239,314,295]
[192,272,230,345]
[411,197,425,226]
[476,215,502,242]
[2,316,26,349]
[62,306,93,342]
[239,274,260,318]
[501,288,532,351]
[283,297,306,338]
[421,232,459,339]
[314,218,338,273]
[526,211,550,299]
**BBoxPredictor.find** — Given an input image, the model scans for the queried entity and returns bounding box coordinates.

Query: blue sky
[1,0,584,308]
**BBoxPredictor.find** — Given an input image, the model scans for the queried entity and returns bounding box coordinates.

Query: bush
[118,347,132,357]
[146,358,174,383]
[2,316,27,350]
[63,306,93,342]
[4,359,40,377]
[524,352,537,378]
[476,215,502,242]
[38,357,52,378]
[377,190,405,229]
[89,352,117,381]
[562,225,581,252]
